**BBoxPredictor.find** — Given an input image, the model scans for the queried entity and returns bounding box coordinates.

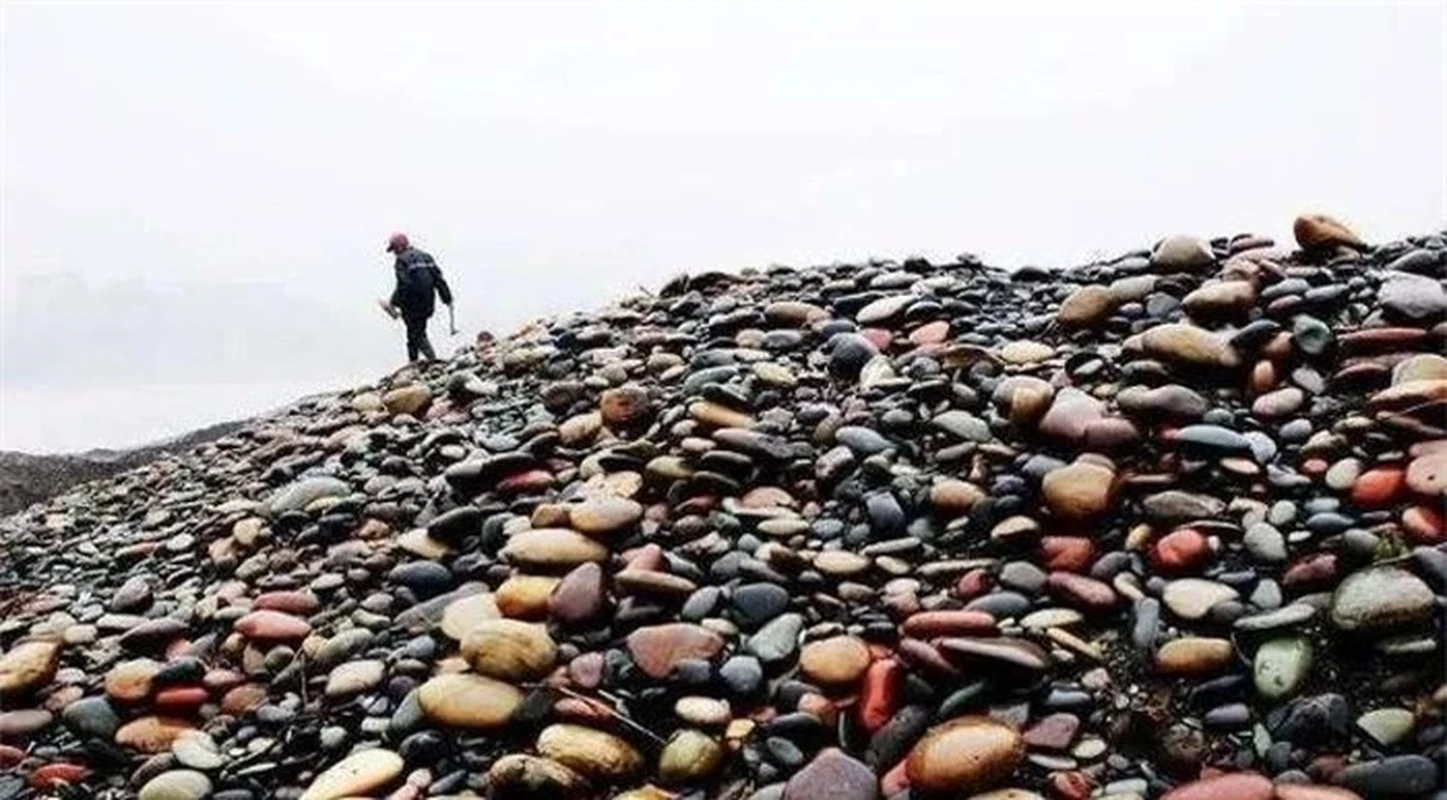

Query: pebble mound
[1,216,1445,800]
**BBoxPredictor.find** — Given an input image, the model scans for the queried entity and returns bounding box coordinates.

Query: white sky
[1,0,1445,451]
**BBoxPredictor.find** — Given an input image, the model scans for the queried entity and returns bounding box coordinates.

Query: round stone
[906,716,1026,794]
[1057,284,1115,327]
[0,641,61,696]
[798,636,871,687]
[233,610,311,641]
[1330,567,1434,632]
[1162,772,1273,800]
[105,658,161,704]
[324,660,385,698]
[461,619,558,681]
[298,748,404,800]
[1041,459,1115,522]
[114,716,195,753]
[657,728,725,784]
[1162,579,1238,621]
[536,724,643,780]
[137,769,212,800]
[626,623,725,679]
[501,529,609,570]
[440,593,501,641]
[568,496,643,535]
[1253,635,1313,700]
[1406,450,1447,497]
[1156,637,1233,676]
[487,754,586,799]
[416,674,523,729]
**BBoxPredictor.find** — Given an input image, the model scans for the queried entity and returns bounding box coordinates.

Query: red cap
[386,232,409,253]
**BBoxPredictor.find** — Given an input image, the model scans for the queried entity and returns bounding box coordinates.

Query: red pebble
[856,658,900,733]
[860,328,893,351]
[621,543,665,571]
[954,568,992,599]
[1047,571,1118,611]
[29,763,91,790]
[0,744,23,769]
[1051,770,1096,800]
[1152,528,1210,572]
[1161,772,1273,800]
[1040,536,1095,572]
[908,321,950,345]
[1282,552,1338,589]
[153,686,209,712]
[497,469,554,494]
[253,590,321,616]
[233,610,311,641]
[900,610,997,638]
[1403,503,1445,544]
[1351,467,1406,507]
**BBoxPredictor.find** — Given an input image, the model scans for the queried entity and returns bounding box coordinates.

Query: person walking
[381,233,454,362]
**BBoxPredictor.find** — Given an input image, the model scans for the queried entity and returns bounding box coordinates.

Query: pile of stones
[0,214,1443,800]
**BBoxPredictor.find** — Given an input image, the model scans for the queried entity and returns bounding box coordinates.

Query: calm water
[0,380,352,453]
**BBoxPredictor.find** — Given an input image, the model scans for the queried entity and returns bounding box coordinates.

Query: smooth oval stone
[461,619,557,681]
[1057,284,1115,327]
[1406,450,1447,496]
[0,640,61,696]
[906,716,1025,794]
[416,674,523,729]
[627,623,726,679]
[298,748,404,800]
[105,658,161,704]
[1253,635,1313,700]
[1234,604,1316,632]
[536,724,643,780]
[266,476,350,514]
[1329,566,1434,632]
[1162,579,1238,620]
[233,610,311,641]
[1161,772,1272,800]
[746,613,804,663]
[439,593,501,641]
[137,769,213,800]
[171,731,224,770]
[487,754,587,798]
[114,716,195,753]
[324,659,386,697]
[62,696,120,739]
[1156,637,1233,676]
[1041,459,1116,522]
[798,636,871,687]
[657,728,726,784]
[569,496,643,535]
[0,709,51,740]
[937,638,1050,671]
[501,529,609,570]
[1339,755,1440,797]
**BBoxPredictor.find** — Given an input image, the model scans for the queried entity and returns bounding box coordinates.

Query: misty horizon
[2,1,1444,452]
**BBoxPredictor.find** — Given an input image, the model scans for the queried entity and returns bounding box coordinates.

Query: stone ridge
[0,214,1443,799]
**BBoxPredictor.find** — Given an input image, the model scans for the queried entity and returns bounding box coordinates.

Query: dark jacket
[389,247,453,318]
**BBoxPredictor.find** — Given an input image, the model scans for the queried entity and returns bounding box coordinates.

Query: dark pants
[403,314,436,361]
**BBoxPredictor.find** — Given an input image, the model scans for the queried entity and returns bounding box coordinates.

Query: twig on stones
[530,682,667,746]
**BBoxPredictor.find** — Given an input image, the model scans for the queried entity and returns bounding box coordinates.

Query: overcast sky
[2,1,1444,451]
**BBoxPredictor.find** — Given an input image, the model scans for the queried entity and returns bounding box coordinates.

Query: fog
[2,1,1444,452]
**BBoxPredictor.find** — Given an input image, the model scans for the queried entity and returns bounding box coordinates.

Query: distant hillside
[0,418,248,514]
